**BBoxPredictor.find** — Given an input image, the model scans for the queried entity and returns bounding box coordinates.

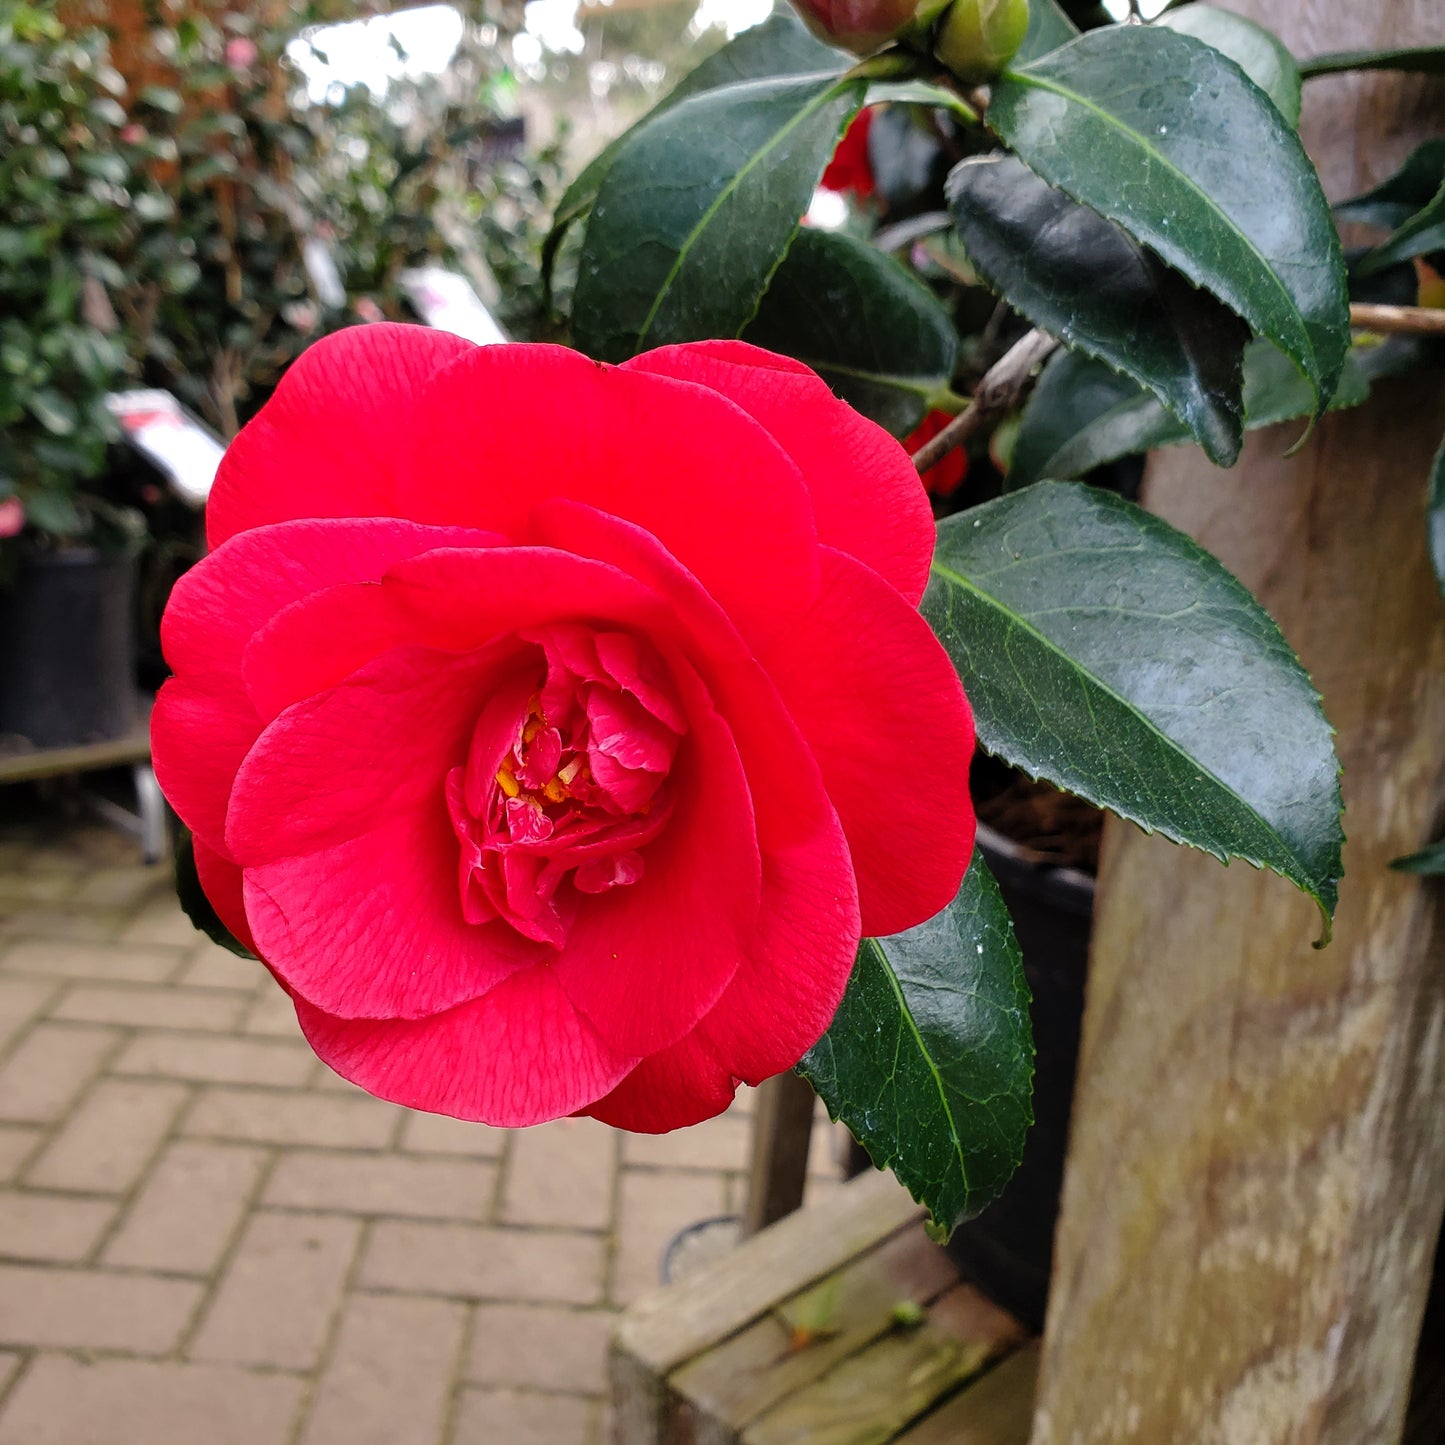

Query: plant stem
[910,328,1057,475]
[1350,302,1445,336]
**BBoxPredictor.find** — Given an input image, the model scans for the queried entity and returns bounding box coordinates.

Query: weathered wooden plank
[742,1283,1027,1445]
[672,1221,962,1439]
[611,1170,920,1443]
[743,1071,818,1234]
[0,701,151,783]
[1032,5,1445,1441]
[895,1342,1040,1445]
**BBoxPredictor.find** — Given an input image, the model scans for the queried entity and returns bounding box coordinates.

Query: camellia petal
[192,835,257,957]
[583,1030,737,1133]
[205,325,474,548]
[756,546,976,937]
[624,340,935,606]
[295,967,639,1127]
[553,657,761,1056]
[395,341,824,649]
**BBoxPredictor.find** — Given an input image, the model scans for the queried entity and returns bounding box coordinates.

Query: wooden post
[1032,5,1445,1441]
[744,1072,817,1235]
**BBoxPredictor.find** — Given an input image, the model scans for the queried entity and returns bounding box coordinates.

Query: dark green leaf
[1335,140,1445,230]
[1356,178,1445,277]
[543,13,846,298]
[1430,431,1445,601]
[20,489,84,535]
[1300,46,1445,80]
[1391,841,1445,876]
[572,74,864,361]
[992,26,1350,417]
[1010,340,1370,487]
[1155,6,1301,127]
[742,226,958,436]
[946,153,1249,464]
[174,827,257,959]
[800,850,1032,1238]
[1014,0,1077,66]
[925,483,1344,928]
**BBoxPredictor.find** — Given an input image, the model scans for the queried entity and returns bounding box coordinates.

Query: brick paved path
[0,800,842,1444]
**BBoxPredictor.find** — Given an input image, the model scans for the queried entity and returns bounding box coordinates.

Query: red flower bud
[819,108,875,200]
[906,410,969,497]
[791,0,932,55]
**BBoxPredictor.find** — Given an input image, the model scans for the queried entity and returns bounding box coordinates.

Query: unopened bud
[934,0,1029,82]
[791,0,929,56]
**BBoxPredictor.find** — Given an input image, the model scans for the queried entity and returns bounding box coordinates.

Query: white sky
[291,0,772,99]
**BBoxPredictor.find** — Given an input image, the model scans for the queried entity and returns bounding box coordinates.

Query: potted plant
[0,4,149,747]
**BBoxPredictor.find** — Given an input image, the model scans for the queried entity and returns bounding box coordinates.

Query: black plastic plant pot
[945,823,1095,1333]
[0,545,139,749]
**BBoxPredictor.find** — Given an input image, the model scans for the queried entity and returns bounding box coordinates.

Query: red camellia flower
[906,409,970,498]
[153,325,975,1131]
[820,108,875,200]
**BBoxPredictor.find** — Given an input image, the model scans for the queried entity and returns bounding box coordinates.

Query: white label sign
[106,391,227,507]
[400,267,509,347]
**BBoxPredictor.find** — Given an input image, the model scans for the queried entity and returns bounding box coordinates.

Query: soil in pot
[0,545,139,749]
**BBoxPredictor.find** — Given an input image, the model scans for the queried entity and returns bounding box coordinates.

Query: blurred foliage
[0,1,154,545]
[1,0,567,547]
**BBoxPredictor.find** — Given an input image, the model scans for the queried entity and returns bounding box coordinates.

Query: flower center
[445,625,685,947]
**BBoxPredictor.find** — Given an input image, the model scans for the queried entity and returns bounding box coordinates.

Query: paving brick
[178,942,266,991]
[117,900,203,948]
[189,1210,360,1369]
[0,1126,39,1183]
[451,1388,600,1445]
[0,1024,117,1124]
[69,865,168,909]
[301,1293,466,1445]
[266,1151,495,1220]
[0,1350,18,1397]
[113,1031,314,1086]
[0,1264,202,1351]
[0,977,58,1055]
[0,909,129,942]
[611,1168,728,1306]
[25,1078,188,1194]
[362,1222,605,1305]
[0,871,75,903]
[0,1191,116,1262]
[501,1119,614,1231]
[399,1111,507,1158]
[51,983,248,1032]
[243,987,303,1036]
[0,1355,304,1445]
[467,1304,614,1395]
[0,939,179,984]
[184,1087,400,1150]
[103,1140,266,1274]
[622,1110,752,1174]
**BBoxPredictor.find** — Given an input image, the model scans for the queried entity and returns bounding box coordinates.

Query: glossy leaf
[801,850,1032,1238]
[571,73,864,362]
[1356,177,1445,277]
[1391,841,1445,876]
[174,828,255,960]
[947,154,1249,464]
[992,25,1350,417]
[542,12,845,297]
[1155,5,1301,127]
[1430,431,1445,601]
[742,226,958,436]
[1300,46,1445,80]
[1010,340,1370,487]
[1335,140,1445,229]
[924,483,1344,929]
[1014,0,1077,66]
